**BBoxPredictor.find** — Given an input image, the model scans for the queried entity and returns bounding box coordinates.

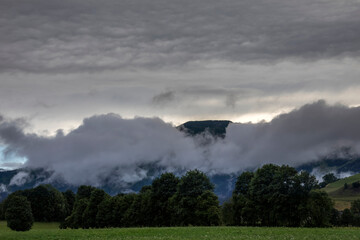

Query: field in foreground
[1,222,360,240]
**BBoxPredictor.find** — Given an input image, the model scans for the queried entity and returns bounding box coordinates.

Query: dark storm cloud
[1,0,360,73]
[0,116,27,147]
[152,91,175,105]
[1,101,360,186]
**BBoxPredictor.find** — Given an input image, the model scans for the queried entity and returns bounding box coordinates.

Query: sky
[1,0,360,181]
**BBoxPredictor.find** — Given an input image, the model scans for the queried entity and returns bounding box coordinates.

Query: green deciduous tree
[26,185,67,222]
[194,190,221,226]
[322,173,338,185]
[341,208,353,226]
[123,188,152,227]
[76,185,97,201]
[329,208,340,226]
[61,186,97,229]
[233,171,254,196]
[5,195,33,231]
[302,190,333,227]
[227,164,320,227]
[352,181,360,189]
[351,199,360,226]
[221,200,235,226]
[113,194,136,227]
[64,198,89,229]
[229,171,258,226]
[249,164,303,226]
[151,173,179,226]
[0,201,4,220]
[3,185,67,223]
[63,190,76,217]
[82,189,109,228]
[169,169,219,226]
[178,169,214,198]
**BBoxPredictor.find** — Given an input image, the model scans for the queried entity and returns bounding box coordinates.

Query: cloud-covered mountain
[1,100,360,200]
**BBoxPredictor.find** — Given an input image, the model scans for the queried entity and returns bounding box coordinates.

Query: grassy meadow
[1,222,360,240]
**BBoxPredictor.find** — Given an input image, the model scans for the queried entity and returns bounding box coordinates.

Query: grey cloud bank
[1,101,360,186]
[210,101,360,172]
[0,113,206,186]
[1,0,360,73]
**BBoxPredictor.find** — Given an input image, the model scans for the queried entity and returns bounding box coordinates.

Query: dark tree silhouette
[5,195,33,231]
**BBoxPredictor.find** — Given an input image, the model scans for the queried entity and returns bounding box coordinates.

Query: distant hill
[177,120,232,137]
[324,173,360,210]
[296,146,360,174]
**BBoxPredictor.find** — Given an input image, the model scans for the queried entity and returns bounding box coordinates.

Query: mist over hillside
[1,100,360,201]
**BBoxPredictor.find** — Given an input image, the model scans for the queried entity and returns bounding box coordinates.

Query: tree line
[223,165,333,227]
[1,164,360,231]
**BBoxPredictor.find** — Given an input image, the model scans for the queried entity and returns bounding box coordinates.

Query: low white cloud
[9,171,31,186]
[1,101,360,187]
[0,184,8,193]
[208,100,360,172]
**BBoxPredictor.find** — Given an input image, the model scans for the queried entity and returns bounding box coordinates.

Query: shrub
[352,181,360,189]
[5,195,34,231]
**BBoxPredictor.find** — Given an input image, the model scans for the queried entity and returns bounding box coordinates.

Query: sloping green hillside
[324,173,360,210]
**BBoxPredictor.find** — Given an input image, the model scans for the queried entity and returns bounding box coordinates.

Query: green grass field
[324,173,360,210]
[1,222,360,240]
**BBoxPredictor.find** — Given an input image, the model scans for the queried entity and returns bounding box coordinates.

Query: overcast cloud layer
[0,0,360,133]
[2,0,360,72]
[1,101,360,186]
